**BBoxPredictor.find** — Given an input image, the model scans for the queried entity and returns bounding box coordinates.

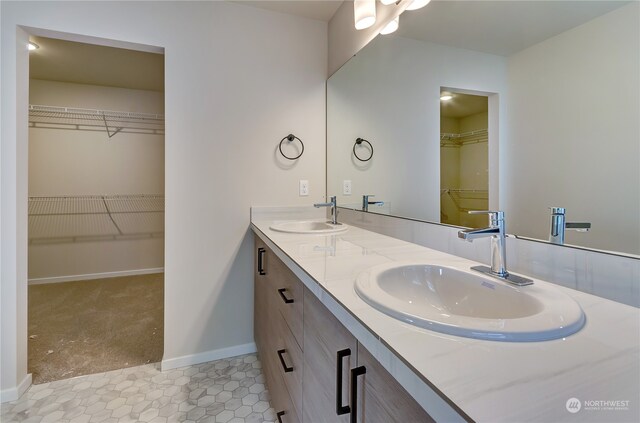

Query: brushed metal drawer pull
[350,365,367,423]
[336,348,351,415]
[276,410,285,423]
[277,349,293,373]
[278,288,294,304]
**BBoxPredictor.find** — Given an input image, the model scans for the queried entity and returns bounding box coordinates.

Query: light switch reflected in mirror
[327,0,639,256]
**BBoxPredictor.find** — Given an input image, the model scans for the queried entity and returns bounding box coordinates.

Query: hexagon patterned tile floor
[1,353,276,423]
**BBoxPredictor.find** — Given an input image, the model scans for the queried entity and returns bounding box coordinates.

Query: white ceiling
[237,0,344,22]
[29,36,164,92]
[397,0,631,56]
[441,92,488,119]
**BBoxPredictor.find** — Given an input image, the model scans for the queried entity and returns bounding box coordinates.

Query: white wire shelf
[29,105,165,137]
[441,188,488,212]
[440,128,487,147]
[28,194,164,243]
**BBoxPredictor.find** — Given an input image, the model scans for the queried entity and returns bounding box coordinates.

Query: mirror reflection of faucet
[458,211,533,286]
[362,195,384,212]
[549,207,591,245]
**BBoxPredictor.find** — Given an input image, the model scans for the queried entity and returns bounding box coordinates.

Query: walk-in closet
[440,92,489,228]
[27,36,165,383]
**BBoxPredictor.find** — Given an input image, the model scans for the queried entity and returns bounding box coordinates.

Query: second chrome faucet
[458,211,533,286]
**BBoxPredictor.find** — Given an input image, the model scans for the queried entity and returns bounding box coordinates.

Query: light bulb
[406,0,431,11]
[440,95,453,101]
[354,0,376,30]
[380,0,397,5]
[28,42,39,51]
[380,16,399,35]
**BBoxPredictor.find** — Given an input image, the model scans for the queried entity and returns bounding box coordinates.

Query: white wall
[28,80,165,280]
[504,2,640,254]
[327,35,506,223]
[1,0,326,399]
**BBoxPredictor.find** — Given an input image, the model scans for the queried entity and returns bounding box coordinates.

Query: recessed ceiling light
[440,95,453,101]
[28,42,39,51]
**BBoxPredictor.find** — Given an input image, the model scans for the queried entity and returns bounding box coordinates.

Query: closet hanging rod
[447,189,488,193]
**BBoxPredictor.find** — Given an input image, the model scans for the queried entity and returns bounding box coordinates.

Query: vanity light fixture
[28,42,39,51]
[380,16,399,35]
[406,0,431,11]
[354,0,376,30]
[440,94,453,101]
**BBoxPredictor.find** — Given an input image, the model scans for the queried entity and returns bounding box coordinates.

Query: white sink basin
[355,262,585,342]
[270,220,348,234]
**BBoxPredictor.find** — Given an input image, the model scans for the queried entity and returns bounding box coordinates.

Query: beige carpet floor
[28,273,164,384]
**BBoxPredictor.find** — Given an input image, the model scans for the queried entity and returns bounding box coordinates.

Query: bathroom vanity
[251,208,639,423]
[254,236,432,423]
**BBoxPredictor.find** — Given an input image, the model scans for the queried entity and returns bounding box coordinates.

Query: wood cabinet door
[354,344,434,423]
[254,238,270,355]
[255,239,302,422]
[302,288,358,423]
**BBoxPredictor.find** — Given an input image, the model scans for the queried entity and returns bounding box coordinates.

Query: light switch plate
[299,180,309,196]
[343,180,352,195]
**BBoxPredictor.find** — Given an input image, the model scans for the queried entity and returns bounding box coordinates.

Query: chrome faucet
[314,195,339,225]
[362,195,384,212]
[458,211,533,286]
[549,207,591,245]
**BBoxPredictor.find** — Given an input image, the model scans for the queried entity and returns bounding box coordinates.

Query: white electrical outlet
[343,180,352,195]
[299,180,309,196]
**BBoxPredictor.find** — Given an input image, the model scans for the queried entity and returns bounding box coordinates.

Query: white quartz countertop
[250,211,639,423]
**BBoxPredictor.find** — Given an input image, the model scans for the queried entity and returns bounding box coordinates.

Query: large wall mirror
[327,0,639,256]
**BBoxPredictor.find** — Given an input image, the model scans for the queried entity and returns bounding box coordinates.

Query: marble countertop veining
[250,210,640,423]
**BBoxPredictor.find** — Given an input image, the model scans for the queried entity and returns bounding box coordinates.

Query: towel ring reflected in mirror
[353,137,374,162]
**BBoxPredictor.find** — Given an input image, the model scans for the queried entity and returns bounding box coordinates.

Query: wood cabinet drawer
[262,356,300,423]
[269,306,303,419]
[262,248,304,349]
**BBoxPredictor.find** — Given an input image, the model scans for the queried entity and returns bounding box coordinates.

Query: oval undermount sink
[355,262,585,342]
[270,220,348,234]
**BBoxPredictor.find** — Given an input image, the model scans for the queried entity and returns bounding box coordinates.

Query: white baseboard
[161,342,257,371]
[28,268,164,285]
[0,373,32,403]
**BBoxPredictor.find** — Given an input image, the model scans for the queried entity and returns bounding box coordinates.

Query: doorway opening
[440,90,489,227]
[27,35,165,384]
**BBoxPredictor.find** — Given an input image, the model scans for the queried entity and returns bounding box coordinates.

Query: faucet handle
[549,207,566,215]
